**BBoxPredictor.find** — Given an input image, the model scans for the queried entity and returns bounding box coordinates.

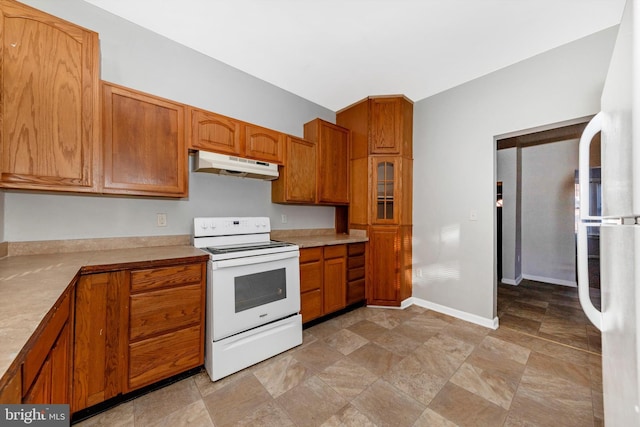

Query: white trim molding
[408,297,499,330]
[522,274,577,288]
[501,274,523,286]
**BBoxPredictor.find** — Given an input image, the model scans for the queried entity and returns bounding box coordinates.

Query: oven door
[209,250,300,341]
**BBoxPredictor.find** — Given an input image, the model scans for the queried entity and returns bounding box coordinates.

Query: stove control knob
[200,222,208,229]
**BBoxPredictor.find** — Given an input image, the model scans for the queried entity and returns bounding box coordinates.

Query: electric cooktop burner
[205,241,295,255]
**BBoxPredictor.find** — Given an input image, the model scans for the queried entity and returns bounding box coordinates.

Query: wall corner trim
[501,274,523,286]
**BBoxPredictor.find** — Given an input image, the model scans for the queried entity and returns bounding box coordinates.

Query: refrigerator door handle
[578,112,603,221]
[577,113,603,330]
[576,221,602,330]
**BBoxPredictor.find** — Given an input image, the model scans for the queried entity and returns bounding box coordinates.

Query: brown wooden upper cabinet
[189,109,242,156]
[311,119,350,204]
[370,97,413,157]
[244,124,285,164]
[189,108,284,165]
[271,136,316,203]
[102,82,188,197]
[0,0,100,193]
[272,119,349,205]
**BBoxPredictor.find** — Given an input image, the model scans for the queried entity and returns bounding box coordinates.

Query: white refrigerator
[577,0,640,425]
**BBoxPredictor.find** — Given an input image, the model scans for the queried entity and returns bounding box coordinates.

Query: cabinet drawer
[348,254,365,269]
[130,263,202,292]
[129,284,202,341]
[301,289,322,323]
[324,244,346,259]
[128,325,202,390]
[347,279,366,305]
[348,243,366,256]
[299,247,323,263]
[347,267,365,282]
[300,261,322,293]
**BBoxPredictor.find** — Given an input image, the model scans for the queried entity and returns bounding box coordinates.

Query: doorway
[496,120,592,288]
[495,118,601,351]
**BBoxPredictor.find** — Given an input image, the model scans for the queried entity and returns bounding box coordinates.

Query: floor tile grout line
[498,323,602,356]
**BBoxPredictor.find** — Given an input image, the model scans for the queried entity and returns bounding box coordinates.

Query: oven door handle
[211,251,299,269]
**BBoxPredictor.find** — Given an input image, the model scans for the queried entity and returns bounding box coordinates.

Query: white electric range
[192,217,302,381]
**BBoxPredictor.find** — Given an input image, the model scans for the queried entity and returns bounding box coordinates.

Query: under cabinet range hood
[194,151,279,180]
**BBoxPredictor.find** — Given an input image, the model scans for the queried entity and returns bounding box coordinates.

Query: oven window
[234,268,287,313]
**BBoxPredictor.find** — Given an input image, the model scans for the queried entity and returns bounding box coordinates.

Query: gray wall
[412,27,617,323]
[521,139,579,286]
[6,0,336,242]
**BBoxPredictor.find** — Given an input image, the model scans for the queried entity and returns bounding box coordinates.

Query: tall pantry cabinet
[337,96,413,307]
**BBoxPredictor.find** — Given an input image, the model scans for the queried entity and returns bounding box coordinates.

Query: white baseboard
[501,274,523,286]
[408,297,499,330]
[367,298,413,310]
[522,274,577,288]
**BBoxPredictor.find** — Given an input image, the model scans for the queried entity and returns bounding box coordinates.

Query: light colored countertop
[0,245,208,388]
[275,234,368,248]
[271,229,368,248]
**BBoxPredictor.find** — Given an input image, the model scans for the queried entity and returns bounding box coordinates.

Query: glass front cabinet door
[371,157,400,224]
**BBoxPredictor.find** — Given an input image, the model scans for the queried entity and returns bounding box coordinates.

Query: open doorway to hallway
[495,119,602,350]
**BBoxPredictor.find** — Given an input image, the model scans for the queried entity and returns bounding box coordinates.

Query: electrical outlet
[416,268,423,278]
[156,213,167,227]
[281,214,288,224]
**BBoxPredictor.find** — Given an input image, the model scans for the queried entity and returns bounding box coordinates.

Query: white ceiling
[82,0,626,111]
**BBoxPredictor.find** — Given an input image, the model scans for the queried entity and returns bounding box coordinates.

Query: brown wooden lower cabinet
[72,272,127,412]
[0,371,22,403]
[128,325,202,390]
[367,226,411,306]
[22,289,73,405]
[72,261,206,413]
[0,257,206,412]
[347,243,366,304]
[0,286,73,405]
[323,245,347,313]
[126,263,205,391]
[299,247,323,323]
[300,243,366,324]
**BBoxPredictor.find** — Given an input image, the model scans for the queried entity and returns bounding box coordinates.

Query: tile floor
[76,281,603,427]
[497,279,602,354]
